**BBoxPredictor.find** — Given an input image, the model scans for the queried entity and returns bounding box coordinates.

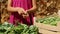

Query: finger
[19,11,23,15]
[18,12,21,15]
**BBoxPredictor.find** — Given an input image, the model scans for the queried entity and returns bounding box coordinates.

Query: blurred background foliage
[0,0,60,23]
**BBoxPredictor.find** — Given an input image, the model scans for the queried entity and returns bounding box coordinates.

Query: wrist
[16,7,22,10]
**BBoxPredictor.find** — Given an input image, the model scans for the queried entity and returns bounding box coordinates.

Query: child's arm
[26,0,37,12]
[7,0,25,12]
[7,0,19,12]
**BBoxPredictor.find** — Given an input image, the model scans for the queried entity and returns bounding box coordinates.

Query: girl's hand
[26,10,32,14]
[17,8,29,18]
[22,13,29,18]
[18,8,26,15]
[22,10,29,18]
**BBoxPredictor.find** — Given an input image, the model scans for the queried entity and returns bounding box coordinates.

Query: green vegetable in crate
[43,21,47,24]
[50,21,57,26]
[49,19,54,22]
[39,19,44,23]
[56,18,60,21]
[37,16,60,26]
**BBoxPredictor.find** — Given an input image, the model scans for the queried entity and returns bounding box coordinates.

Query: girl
[7,0,37,25]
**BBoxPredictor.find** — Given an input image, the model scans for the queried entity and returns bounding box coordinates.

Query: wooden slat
[39,28,59,34]
[34,22,60,32]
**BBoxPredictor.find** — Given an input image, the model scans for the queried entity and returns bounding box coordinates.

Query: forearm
[27,0,37,12]
[27,7,37,11]
[7,7,21,12]
[27,7,37,13]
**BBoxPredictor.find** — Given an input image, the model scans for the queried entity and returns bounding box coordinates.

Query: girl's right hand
[18,8,26,15]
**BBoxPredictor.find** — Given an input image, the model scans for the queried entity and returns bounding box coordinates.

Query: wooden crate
[33,17,60,32]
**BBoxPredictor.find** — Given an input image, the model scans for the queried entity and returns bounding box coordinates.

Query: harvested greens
[0,22,39,34]
[36,16,60,26]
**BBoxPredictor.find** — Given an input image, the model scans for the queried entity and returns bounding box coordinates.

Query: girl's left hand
[26,10,34,14]
[22,13,29,18]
